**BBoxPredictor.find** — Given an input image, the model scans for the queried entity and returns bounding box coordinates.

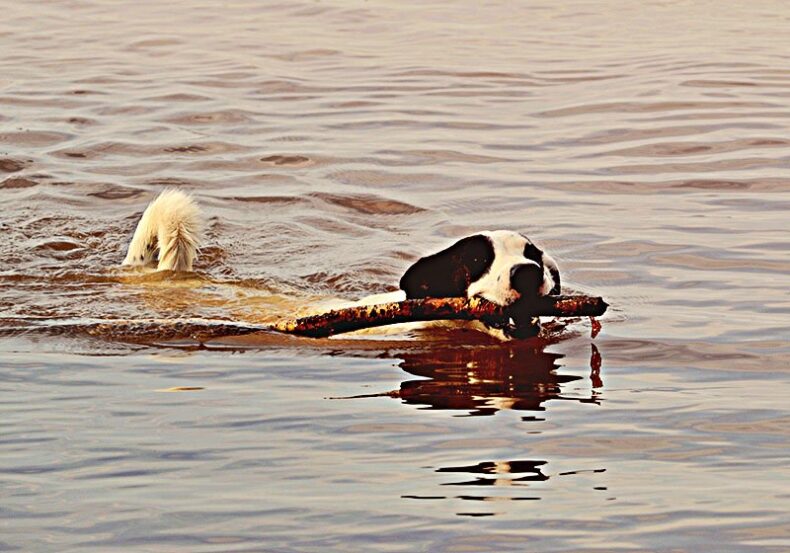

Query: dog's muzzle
[485,262,544,338]
[510,262,543,298]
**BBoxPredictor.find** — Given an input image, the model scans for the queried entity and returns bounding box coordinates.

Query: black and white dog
[123,190,560,340]
[397,230,560,339]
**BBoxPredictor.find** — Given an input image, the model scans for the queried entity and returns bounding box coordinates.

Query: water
[1,1,789,551]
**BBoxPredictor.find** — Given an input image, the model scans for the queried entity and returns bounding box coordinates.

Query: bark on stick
[270,295,608,338]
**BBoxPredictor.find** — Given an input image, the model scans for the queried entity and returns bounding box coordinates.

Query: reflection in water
[438,459,549,488]
[395,341,603,417]
[404,453,608,511]
[391,340,606,512]
[411,462,610,516]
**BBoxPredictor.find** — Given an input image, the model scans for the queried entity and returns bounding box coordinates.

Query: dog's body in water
[123,190,561,341]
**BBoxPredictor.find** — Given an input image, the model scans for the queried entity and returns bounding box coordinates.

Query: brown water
[2,1,789,551]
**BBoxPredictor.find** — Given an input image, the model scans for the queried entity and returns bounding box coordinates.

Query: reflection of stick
[270,295,608,338]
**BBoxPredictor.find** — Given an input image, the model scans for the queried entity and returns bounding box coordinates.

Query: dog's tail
[122,189,201,272]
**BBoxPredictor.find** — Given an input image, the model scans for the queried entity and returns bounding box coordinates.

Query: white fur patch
[122,189,201,272]
[341,231,559,341]
[467,230,556,304]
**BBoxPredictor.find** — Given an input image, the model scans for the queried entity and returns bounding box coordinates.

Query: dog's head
[399,231,560,337]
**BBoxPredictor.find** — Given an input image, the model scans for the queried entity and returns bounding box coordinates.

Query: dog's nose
[510,263,543,297]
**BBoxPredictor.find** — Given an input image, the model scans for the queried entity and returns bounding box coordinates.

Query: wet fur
[122,193,560,341]
[122,190,200,272]
[347,231,561,341]
[401,231,560,306]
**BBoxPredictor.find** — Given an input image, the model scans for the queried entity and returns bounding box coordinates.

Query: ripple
[163,109,256,125]
[311,192,425,215]
[576,122,781,146]
[128,38,183,49]
[0,130,72,147]
[0,158,28,172]
[607,156,789,175]
[652,252,790,274]
[259,154,311,166]
[163,145,208,153]
[681,79,759,88]
[0,176,38,189]
[267,48,342,62]
[382,148,512,165]
[229,195,310,206]
[539,176,790,193]
[539,100,776,117]
[330,169,458,189]
[604,137,790,158]
[32,239,82,252]
[87,184,146,200]
[143,92,212,102]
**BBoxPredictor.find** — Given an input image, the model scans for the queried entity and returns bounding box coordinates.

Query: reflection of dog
[338,342,602,416]
[398,344,599,415]
[123,192,561,340]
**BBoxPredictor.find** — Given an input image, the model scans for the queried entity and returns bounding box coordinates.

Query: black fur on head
[547,264,561,295]
[524,238,561,296]
[522,242,543,267]
[399,235,495,299]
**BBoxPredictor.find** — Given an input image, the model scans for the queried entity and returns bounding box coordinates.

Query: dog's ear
[400,235,495,299]
[543,253,561,295]
[522,241,544,267]
[522,236,561,295]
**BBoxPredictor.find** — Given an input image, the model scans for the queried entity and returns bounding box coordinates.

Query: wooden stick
[269,295,608,338]
[9,295,606,342]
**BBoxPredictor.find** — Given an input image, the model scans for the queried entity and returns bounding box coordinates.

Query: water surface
[1,1,789,551]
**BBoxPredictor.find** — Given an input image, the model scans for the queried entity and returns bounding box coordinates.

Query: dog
[395,230,560,339]
[346,230,561,340]
[123,190,561,340]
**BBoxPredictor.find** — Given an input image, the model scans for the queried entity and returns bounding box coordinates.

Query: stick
[8,295,607,343]
[269,295,608,338]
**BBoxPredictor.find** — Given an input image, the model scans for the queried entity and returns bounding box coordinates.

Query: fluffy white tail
[122,189,201,272]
